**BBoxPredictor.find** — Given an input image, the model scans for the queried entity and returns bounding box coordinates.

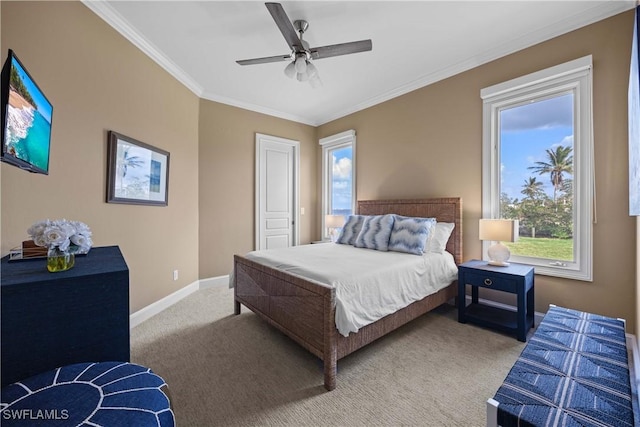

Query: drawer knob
[484,278,492,286]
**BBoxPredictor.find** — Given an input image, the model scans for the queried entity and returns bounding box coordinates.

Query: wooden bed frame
[233,197,463,390]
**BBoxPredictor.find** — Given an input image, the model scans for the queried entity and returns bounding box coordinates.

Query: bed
[233,197,463,390]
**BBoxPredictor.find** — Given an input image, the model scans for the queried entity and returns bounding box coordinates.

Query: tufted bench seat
[0,361,174,426]
[487,305,637,427]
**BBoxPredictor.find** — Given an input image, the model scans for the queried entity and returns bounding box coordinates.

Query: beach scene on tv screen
[4,57,52,171]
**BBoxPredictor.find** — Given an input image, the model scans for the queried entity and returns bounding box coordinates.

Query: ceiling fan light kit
[294,55,307,73]
[284,61,297,78]
[236,2,372,88]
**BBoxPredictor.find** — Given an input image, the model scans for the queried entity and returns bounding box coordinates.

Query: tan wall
[318,11,637,331]
[1,1,200,312]
[2,2,636,331]
[198,100,317,279]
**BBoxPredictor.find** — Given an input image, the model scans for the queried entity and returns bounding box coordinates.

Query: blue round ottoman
[0,361,174,426]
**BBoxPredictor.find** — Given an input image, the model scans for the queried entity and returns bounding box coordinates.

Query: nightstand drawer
[461,271,517,293]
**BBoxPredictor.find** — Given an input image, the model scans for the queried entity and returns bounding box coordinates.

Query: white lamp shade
[294,56,307,73]
[325,215,346,228]
[284,61,296,78]
[479,219,519,242]
[306,62,318,79]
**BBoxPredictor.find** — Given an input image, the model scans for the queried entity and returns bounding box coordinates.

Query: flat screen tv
[1,49,53,174]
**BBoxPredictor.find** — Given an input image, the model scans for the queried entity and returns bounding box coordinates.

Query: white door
[256,134,299,250]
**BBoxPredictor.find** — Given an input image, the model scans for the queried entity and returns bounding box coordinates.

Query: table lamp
[479,219,519,266]
[325,215,346,242]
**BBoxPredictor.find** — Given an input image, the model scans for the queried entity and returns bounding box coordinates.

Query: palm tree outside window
[482,56,593,281]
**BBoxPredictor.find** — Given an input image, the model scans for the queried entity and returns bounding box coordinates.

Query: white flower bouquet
[27,219,93,254]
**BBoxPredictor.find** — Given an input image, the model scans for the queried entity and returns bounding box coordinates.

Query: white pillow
[354,214,395,251]
[388,215,436,255]
[428,222,455,253]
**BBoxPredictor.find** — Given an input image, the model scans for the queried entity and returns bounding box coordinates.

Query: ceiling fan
[236,2,373,87]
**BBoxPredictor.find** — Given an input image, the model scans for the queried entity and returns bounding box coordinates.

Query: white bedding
[244,243,458,337]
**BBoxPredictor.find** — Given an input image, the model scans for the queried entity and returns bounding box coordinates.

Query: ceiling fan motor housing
[293,20,309,35]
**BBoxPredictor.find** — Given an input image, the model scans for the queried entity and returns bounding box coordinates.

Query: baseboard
[199,275,230,290]
[130,275,229,328]
[130,280,200,328]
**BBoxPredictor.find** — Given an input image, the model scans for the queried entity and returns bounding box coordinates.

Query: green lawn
[504,237,573,261]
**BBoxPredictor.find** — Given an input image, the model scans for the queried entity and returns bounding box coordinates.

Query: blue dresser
[1,246,130,387]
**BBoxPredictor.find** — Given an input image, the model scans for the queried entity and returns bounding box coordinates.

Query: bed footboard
[233,255,338,390]
[233,197,462,391]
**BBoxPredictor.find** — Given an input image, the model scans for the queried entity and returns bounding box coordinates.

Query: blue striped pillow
[388,215,436,255]
[336,215,365,245]
[354,214,395,251]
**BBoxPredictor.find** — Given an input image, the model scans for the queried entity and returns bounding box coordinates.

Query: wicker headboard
[356,198,463,265]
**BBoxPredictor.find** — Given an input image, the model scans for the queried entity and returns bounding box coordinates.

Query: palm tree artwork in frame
[106,131,170,206]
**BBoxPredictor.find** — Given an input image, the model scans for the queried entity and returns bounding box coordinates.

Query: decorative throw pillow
[354,214,395,251]
[388,215,436,255]
[428,222,455,253]
[336,215,366,245]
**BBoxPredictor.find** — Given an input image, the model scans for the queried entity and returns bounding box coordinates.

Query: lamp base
[487,260,510,267]
[487,242,511,267]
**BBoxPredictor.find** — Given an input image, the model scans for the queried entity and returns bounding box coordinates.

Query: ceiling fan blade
[265,3,304,52]
[310,40,372,60]
[236,54,292,66]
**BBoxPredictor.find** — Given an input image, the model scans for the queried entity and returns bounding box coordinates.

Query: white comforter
[244,243,458,337]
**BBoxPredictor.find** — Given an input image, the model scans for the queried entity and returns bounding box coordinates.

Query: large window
[481,56,593,281]
[320,130,356,240]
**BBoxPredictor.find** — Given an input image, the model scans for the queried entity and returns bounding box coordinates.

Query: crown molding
[199,90,318,126]
[83,0,317,125]
[84,0,634,128]
[82,0,204,97]
[315,1,635,126]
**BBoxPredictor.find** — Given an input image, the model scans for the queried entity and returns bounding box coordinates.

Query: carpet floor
[131,285,526,426]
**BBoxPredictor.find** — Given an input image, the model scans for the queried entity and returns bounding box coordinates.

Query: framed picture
[106,131,169,206]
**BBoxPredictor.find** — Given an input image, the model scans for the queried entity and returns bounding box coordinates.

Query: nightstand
[457,259,534,342]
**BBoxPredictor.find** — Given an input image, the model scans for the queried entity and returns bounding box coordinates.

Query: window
[320,130,356,240]
[481,56,593,281]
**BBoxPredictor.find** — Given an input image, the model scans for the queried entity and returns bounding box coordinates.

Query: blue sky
[500,93,574,200]
[11,56,52,124]
[331,146,353,212]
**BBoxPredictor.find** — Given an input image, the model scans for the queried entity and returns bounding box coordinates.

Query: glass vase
[47,247,75,273]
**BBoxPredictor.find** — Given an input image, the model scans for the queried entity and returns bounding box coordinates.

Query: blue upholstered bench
[0,361,174,426]
[487,305,637,427]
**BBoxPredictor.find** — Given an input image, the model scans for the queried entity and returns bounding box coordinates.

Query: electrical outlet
[173,270,179,281]
[301,207,305,215]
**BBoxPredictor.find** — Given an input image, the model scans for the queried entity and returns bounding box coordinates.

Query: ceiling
[83,1,634,126]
